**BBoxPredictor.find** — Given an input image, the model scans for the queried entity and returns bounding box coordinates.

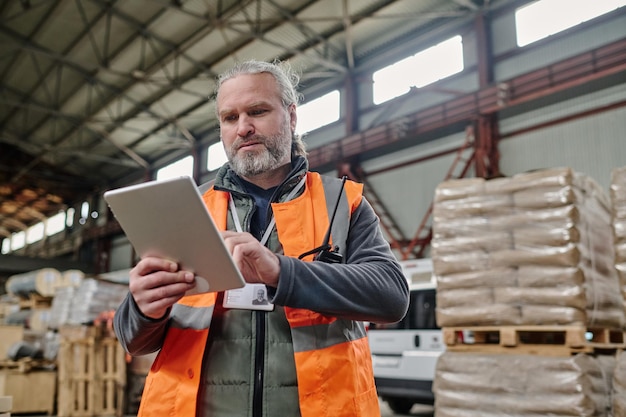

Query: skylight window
[47,211,67,236]
[207,142,228,172]
[78,201,90,225]
[516,0,626,46]
[296,90,340,135]
[11,231,25,251]
[66,208,75,228]
[26,222,44,244]
[157,155,194,180]
[373,35,464,104]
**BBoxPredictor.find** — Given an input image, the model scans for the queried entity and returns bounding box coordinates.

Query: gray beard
[227,128,291,178]
[230,145,286,177]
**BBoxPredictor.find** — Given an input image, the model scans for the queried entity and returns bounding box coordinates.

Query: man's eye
[250,109,266,116]
[223,115,237,122]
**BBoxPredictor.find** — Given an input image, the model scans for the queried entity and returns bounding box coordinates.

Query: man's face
[217,73,297,179]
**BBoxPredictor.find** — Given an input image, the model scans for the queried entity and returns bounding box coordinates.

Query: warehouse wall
[359,132,468,251]
[109,236,134,273]
[499,100,626,190]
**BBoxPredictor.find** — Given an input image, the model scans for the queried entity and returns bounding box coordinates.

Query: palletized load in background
[49,275,128,329]
[610,166,626,317]
[432,167,624,329]
[433,351,615,417]
[5,268,63,299]
[0,294,20,325]
[67,278,128,326]
[0,326,56,415]
[61,269,85,288]
[48,285,76,330]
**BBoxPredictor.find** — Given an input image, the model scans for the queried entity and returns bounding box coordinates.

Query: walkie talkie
[298,176,347,264]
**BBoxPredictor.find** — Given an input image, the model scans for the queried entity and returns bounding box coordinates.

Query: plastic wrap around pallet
[48,275,128,329]
[432,167,624,329]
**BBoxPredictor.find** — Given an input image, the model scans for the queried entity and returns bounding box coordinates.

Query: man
[114,60,409,417]
[252,287,269,305]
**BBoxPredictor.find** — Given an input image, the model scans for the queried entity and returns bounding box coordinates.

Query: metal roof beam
[451,0,480,11]
[0,129,140,169]
[0,86,149,171]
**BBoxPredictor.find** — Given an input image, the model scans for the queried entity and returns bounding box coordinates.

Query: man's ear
[288,104,297,132]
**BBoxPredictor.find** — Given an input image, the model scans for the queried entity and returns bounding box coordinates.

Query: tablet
[103,176,245,295]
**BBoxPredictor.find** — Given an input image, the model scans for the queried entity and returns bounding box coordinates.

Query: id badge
[223,283,275,311]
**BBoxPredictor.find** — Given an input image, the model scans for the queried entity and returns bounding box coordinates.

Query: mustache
[233,135,264,150]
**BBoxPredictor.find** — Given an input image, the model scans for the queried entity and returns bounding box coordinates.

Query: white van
[367,259,442,415]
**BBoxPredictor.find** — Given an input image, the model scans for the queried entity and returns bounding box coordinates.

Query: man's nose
[237,115,254,137]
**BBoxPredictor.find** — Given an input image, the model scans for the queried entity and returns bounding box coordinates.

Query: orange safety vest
[137,172,380,417]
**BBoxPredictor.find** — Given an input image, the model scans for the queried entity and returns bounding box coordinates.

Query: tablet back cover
[103,176,245,294]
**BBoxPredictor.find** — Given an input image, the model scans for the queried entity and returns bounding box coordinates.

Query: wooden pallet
[18,293,53,309]
[57,334,126,417]
[0,358,55,373]
[443,325,626,356]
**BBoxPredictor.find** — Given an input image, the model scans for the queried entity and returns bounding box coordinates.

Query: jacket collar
[215,156,308,198]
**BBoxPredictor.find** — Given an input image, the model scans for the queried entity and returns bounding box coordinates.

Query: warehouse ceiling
[0,0,498,238]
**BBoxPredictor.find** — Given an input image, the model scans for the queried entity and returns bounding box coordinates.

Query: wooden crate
[0,325,24,360]
[57,329,126,417]
[0,395,12,413]
[0,369,56,415]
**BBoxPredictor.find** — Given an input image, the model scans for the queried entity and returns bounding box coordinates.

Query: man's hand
[128,257,196,319]
[221,230,280,287]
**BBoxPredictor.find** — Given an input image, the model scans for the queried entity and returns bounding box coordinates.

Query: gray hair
[216,60,307,158]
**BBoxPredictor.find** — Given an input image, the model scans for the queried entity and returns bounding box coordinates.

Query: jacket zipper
[252,310,266,417]
[230,177,300,417]
[245,198,264,417]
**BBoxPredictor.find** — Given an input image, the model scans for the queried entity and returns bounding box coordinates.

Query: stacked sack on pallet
[430,167,624,417]
[434,351,615,417]
[610,166,626,317]
[432,167,624,329]
[611,168,626,417]
[615,352,626,417]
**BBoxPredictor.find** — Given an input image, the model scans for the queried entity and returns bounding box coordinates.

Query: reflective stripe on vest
[137,293,217,417]
[288,317,367,351]
[170,301,215,330]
